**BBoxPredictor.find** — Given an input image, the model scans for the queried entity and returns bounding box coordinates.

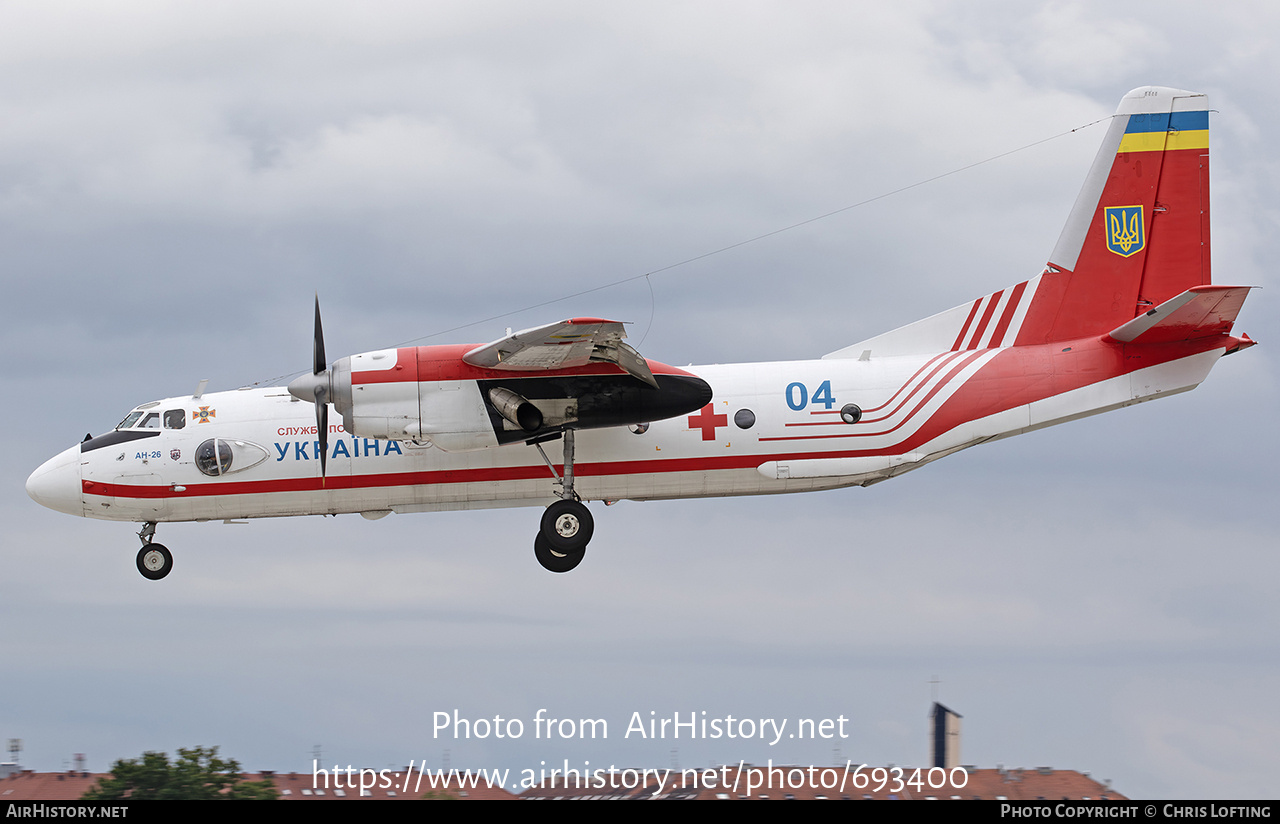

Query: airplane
[26,86,1255,577]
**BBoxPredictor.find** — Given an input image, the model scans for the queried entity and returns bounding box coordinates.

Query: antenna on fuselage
[193,379,209,400]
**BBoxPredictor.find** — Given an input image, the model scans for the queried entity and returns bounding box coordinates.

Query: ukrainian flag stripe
[1166,129,1210,151]
[1124,110,1210,134]
[1118,132,1168,153]
[1118,129,1209,153]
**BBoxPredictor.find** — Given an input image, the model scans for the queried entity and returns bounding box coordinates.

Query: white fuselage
[29,338,1227,525]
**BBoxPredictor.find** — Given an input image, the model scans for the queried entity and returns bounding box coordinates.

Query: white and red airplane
[27,86,1255,577]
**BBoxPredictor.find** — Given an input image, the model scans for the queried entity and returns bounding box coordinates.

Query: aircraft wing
[463,317,659,388]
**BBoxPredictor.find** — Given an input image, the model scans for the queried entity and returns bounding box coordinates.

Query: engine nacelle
[328,347,497,452]
[318,345,712,453]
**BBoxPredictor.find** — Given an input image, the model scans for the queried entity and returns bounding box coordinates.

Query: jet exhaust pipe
[488,387,543,432]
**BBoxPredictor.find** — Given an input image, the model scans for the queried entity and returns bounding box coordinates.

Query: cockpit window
[115,411,145,430]
[139,413,161,429]
[163,409,186,430]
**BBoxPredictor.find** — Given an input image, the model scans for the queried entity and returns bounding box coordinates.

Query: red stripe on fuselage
[861,353,953,415]
[863,352,972,424]
[950,299,983,351]
[965,290,1004,350]
[986,280,1028,347]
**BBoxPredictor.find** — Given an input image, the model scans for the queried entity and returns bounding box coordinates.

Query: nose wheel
[136,543,173,580]
[135,522,173,580]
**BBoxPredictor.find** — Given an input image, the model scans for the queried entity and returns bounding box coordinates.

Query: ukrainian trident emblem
[1105,205,1145,257]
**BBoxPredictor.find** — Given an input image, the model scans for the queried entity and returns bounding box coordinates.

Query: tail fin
[826,87,1225,362]
[1017,86,1212,344]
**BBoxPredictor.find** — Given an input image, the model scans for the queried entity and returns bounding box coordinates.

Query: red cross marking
[688,403,727,441]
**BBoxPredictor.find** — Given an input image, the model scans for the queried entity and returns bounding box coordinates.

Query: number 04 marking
[785,380,835,411]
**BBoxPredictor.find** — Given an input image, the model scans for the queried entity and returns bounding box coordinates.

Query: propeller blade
[313,294,327,376]
[314,295,329,480]
[316,395,328,481]
[285,294,332,482]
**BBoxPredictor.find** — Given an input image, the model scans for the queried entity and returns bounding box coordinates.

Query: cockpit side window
[163,409,186,430]
[139,413,161,429]
[116,411,144,430]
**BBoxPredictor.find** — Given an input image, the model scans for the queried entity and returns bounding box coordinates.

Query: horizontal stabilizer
[1106,285,1253,344]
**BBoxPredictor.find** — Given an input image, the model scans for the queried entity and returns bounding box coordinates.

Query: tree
[421,789,458,799]
[82,746,277,800]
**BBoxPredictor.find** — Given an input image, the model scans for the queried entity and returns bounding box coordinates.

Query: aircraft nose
[26,444,84,517]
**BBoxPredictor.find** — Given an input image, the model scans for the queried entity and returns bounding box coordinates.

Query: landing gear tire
[540,499,593,553]
[137,543,173,580]
[534,533,585,573]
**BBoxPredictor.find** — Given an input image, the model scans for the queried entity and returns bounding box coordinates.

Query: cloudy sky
[3,0,1277,800]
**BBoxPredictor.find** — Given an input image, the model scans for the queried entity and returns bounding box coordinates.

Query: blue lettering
[786,382,807,410]
[275,443,289,462]
[812,380,835,409]
[385,441,402,456]
[785,380,836,410]
[363,439,380,457]
[332,439,351,458]
[295,441,310,460]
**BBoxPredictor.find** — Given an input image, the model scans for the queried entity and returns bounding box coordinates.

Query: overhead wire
[251,114,1112,388]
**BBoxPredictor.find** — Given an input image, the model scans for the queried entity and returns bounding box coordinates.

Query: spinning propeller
[286,296,331,479]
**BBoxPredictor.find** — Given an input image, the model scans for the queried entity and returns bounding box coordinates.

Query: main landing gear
[531,429,593,573]
[135,522,173,580]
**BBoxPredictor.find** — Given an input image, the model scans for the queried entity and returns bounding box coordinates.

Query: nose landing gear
[135,522,173,580]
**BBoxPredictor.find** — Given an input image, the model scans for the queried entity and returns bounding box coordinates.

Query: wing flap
[463,318,658,387]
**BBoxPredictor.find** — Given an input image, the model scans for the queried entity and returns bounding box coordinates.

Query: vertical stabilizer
[1016,87,1211,344]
